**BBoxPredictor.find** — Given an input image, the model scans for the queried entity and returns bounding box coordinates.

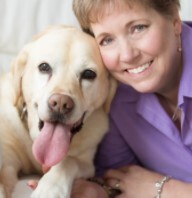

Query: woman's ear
[173,15,182,36]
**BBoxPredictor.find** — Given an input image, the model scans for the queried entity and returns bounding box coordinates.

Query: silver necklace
[171,106,181,122]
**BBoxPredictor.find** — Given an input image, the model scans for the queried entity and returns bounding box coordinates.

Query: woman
[72,0,192,197]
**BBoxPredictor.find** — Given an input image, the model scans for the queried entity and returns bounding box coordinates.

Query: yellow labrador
[0,26,116,198]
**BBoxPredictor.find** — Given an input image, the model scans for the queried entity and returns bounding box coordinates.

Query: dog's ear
[11,46,29,106]
[103,76,117,113]
[10,28,49,106]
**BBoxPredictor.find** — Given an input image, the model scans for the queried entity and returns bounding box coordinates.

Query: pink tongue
[32,122,71,168]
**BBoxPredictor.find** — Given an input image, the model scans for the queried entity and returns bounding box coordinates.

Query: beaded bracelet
[154,175,172,198]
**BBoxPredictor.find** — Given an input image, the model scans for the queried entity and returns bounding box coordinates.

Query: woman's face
[91,2,182,94]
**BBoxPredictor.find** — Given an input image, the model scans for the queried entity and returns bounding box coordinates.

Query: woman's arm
[94,115,139,176]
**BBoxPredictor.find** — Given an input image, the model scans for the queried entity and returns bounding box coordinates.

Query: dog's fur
[0,26,116,198]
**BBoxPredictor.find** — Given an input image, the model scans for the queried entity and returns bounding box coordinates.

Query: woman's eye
[38,62,52,73]
[100,37,113,46]
[131,24,148,34]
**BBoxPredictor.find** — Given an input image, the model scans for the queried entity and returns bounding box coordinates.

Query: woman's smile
[125,60,153,74]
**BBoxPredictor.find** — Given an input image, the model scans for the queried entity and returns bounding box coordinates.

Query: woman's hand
[104,165,164,198]
[104,165,192,198]
[71,178,108,198]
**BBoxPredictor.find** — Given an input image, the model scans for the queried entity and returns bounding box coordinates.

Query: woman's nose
[119,39,139,63]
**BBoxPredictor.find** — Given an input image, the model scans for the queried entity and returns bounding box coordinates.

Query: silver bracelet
[154,175,172,198]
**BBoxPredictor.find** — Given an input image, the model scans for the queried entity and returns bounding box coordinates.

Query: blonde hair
[73,0,180,35]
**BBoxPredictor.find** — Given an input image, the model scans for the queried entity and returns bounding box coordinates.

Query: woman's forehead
[89,0,152,24]
[89,0,137,23]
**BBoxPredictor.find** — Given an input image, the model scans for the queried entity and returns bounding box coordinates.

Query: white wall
[180,0,192,20]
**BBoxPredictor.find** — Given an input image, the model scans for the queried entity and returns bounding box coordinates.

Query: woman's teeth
[127,62,151,74]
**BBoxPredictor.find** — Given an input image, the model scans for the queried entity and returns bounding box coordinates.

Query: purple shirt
[95,22,192,182]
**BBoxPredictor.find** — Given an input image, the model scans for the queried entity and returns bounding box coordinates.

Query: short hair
[73,0,180,35]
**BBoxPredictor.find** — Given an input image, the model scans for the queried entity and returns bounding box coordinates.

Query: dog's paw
[31,171,71,198]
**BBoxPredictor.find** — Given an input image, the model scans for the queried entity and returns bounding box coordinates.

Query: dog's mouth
[38,112,85,135]
[33,113,86,170]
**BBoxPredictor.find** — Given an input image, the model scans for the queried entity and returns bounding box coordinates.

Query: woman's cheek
[101,52,118,71]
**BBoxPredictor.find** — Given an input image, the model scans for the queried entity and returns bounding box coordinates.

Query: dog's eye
[38,63,52,73]
[81,69,96,80]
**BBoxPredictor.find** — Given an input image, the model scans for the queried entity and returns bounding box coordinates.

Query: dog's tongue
[32,122,71,169]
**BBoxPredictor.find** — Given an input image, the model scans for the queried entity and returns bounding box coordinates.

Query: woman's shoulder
[182,21,192,36]
[184,21,192,28]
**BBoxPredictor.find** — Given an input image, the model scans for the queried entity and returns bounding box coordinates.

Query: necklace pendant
[172,107,181,122]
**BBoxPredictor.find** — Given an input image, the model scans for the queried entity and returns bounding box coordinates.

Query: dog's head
[11,26,116,169]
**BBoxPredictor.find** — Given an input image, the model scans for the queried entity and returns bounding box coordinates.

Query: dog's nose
[48,94,74,114]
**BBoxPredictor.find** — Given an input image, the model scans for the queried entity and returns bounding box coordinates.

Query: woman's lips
[125,60,153,74]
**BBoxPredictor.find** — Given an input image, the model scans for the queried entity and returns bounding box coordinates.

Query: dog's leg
[31,156,94,198]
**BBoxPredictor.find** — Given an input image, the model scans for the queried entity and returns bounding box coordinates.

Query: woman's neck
[156,54,182,106]
[156,68,181,131]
